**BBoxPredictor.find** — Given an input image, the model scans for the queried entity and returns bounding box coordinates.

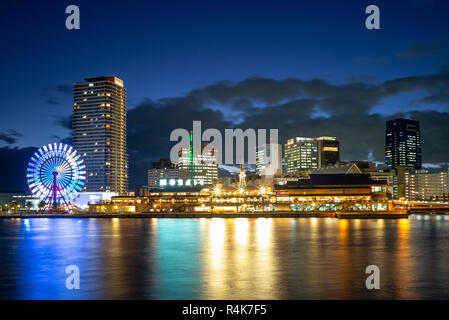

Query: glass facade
[385,119,422,170]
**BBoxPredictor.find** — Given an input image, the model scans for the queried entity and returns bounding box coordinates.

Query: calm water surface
[0,215,448,299]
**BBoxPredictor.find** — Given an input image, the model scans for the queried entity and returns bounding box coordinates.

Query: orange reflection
[394,218,415,299]
[256,218,272,248]
[209,218,225,266]
[234,218,249,247]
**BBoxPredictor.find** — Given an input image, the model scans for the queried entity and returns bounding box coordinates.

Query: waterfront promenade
[0,211,410,219]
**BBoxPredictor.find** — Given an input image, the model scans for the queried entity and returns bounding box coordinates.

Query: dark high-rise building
[73,76,128,194]
[316,136,340,168]
[385,118,422,170]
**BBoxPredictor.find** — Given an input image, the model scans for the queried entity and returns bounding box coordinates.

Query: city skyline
[1,1,449,191]
[1,1,449,304]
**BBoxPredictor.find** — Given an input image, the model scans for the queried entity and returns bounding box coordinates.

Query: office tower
[405,170,449,201]
[315,136,340,167]
[177,143,218,186]
[255,144,282,177]
[72,76,128,194]
[285,137,319,175]
[385,118,422,170]
[284,136,340,175]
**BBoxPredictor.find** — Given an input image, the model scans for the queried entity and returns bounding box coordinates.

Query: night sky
[1,0,449,191]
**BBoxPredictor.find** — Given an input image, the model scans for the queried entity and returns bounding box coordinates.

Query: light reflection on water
[0,215,448,299]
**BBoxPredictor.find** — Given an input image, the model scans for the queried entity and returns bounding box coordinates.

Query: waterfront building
[177,144,218,186]
[284,136,340,175]
[275,174,388,212]
[148,168,186,189]
[385,118,422,170]
[73,76,128,194]
[89,174,391,214]
[255,144,282,178]
[147,158,183,189]
[369,170,395,199]
[405,170,449,202]
[0,192,38,212]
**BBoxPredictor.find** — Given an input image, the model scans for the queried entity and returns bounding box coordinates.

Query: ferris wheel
[27,143,87,211]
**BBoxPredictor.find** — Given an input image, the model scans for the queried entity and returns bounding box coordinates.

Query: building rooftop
[310,163,362,175]
[276,174,385,189]
[83,76,124,87]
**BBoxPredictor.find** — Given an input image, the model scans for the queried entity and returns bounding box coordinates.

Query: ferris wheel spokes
[27,143,86,212]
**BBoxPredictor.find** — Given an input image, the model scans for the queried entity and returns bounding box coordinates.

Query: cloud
[42,84,72,95]
[353,57,389,65]
[121,72,449,188]
[46,98,60,105]
[398,44,444,59]
[42,84,72,106]
[55,115,72,130]
[50,134,72,145]
[0,130,22,145]
[423,162,449,170]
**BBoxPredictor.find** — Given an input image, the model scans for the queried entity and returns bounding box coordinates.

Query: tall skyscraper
[72,76,128,194]
[284,136,340,175]
[385,118,422,170]
[255,144,282,177]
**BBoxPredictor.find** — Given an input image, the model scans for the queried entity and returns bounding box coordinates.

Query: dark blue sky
[1,0,448,147]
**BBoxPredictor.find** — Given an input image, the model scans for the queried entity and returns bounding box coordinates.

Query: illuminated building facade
[385,118,422,170]
[73,76,128,194]
[275,174,388,212]
[405,170,449,201]
[89,174,393,214]
[148,168,186,189]
[177,144,218,186]
[285,137,319,174]
[255,144,283,177]
[147,158,183,189]
[284,136,340,175]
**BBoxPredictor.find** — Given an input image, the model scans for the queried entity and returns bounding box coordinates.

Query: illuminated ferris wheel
[27,143,86,211]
